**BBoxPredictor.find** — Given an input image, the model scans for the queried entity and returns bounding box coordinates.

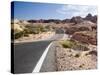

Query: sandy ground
[15,31,55,43]
[55,42,97,71]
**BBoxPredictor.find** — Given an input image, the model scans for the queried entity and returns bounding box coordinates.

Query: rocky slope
[71,31,97,45]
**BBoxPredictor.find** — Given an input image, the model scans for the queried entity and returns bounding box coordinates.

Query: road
[12,29,64,74]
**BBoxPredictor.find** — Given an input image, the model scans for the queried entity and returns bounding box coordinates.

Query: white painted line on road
[32,42,53,73]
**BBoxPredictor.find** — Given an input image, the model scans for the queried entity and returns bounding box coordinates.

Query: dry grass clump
[60,40,89,51]
[60,40,75,48]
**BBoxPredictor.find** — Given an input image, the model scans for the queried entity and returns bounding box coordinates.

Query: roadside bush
[45,25,53,31]
[61,40,75,48]
[23,34,29,37]
[23,28,30,34]
[25,25,49,34]
[24,27,40,34]
[61,40,89,51]
[14,31,24,39]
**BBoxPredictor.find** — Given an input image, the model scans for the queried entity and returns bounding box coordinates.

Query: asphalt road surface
[13,29,64,74]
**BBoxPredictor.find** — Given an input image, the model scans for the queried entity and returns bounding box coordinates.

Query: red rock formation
[71,32,97,45]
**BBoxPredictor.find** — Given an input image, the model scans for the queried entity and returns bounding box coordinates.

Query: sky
[11,1,97,20]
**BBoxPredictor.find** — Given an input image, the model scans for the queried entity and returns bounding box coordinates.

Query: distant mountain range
[27,13,97,24]
[12,13,97,24]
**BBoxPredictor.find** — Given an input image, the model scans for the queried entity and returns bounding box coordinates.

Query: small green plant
[61,40,75,48]
[61,40,89,51]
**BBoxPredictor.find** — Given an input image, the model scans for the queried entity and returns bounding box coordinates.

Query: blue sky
[11,1,97,20]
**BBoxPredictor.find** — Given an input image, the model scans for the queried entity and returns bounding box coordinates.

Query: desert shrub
[79,64,84,68]
[39,27,47,32]
[24,28,30,33]
[61,40,89,51]
[61,40,75,48]
[45,25,54,31]
[24,26,40,34]
[38,25,53,32]
[24,34,29,37]
[25,25,33,29]
[33,28,40,34]
[74,53,80,58]
[25,25,49,34]
[14,31,24,39]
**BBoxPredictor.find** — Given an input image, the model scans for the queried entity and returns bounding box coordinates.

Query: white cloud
[56,5,97,18]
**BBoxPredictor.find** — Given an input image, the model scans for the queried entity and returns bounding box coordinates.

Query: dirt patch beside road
[55,41,97,71]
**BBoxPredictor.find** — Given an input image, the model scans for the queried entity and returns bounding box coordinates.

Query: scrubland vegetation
[12,24,54,39]
[60,40,89,51]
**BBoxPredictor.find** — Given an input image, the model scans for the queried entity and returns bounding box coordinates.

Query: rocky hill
[71,31,97,45]
[84,13,97,23]
[26,13,97,24]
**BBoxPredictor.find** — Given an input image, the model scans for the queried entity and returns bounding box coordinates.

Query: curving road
[12,29,64,74]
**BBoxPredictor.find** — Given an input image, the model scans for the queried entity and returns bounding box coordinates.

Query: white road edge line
[32,42,53,73]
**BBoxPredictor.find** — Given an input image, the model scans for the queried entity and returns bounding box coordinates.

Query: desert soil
[55,41,97,71]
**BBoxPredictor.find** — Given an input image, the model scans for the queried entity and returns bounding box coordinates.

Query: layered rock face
[71,31,97,45]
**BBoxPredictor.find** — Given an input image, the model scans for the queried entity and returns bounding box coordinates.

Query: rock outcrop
[70,16,83,24]
[71,31,97,45]
[84,13,97,23]
[25,13,97,24]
